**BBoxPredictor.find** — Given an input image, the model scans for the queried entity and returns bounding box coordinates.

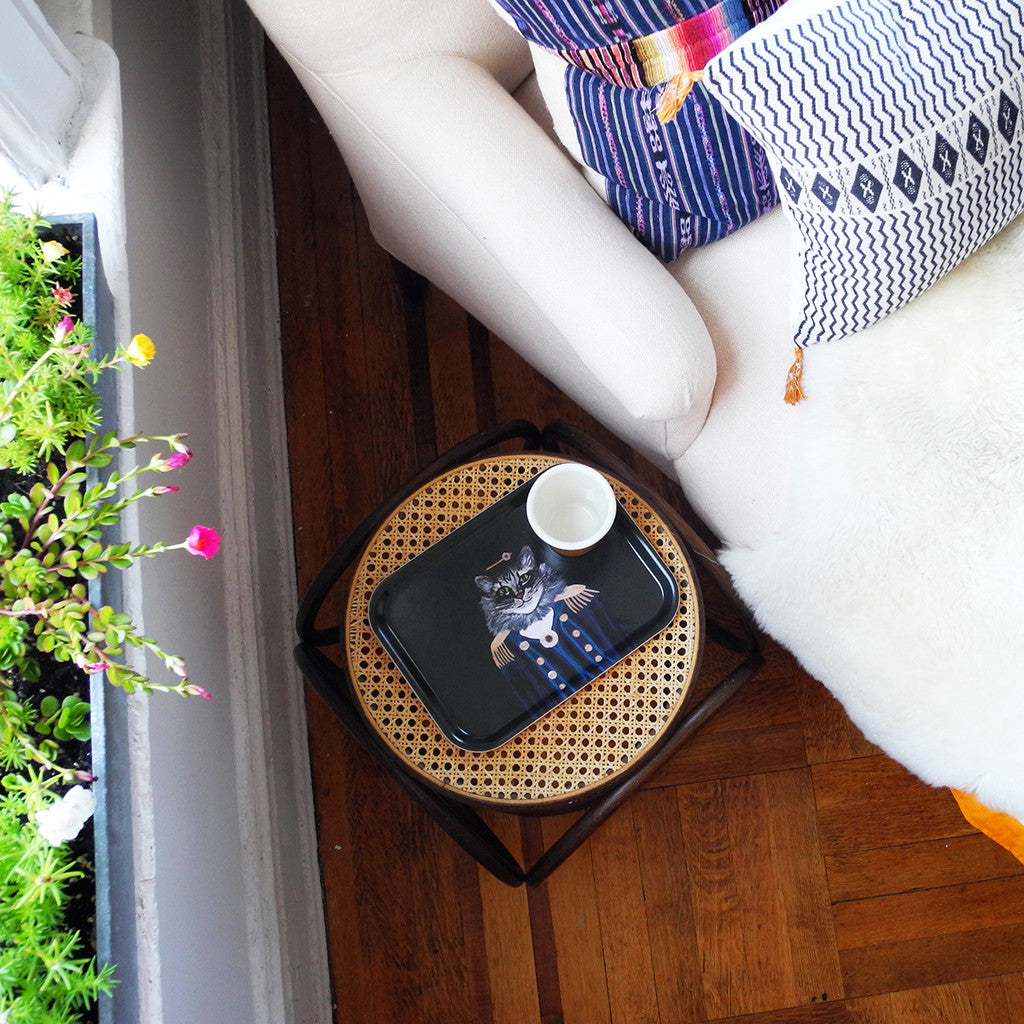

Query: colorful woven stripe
[562,1,752,88]
[492,0,787,259]
[494,0,751,51]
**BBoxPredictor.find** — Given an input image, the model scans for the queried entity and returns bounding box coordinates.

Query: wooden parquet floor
[264,44,1024,1024]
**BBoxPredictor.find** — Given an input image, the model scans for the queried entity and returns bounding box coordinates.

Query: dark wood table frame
[293,420,764,886]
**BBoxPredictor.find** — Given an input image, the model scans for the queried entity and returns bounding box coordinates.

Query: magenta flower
[154,485,179,495]
[167,448,192,469]
[53,315,74,344]
[185,684,212,699]
[184,525,220,559]
[52,285,73,305]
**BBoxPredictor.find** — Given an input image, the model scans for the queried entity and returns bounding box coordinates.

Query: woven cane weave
[345,454,701,809]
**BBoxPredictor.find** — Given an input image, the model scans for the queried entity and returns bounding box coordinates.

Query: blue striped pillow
[491,0,785,260]
[704,0,1024,347]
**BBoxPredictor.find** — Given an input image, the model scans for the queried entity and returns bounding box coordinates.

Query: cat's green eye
[497,586,512,598]
[519,571,532,586]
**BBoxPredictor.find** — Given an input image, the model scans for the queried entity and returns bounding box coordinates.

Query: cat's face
[476,545,544,617]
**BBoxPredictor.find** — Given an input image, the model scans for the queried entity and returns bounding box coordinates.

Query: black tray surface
[368,475,680,751]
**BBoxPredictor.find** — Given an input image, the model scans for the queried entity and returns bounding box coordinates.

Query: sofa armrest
[276,48,717,445]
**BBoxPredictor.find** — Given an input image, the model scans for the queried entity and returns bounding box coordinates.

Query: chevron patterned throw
[704,0,1024,348]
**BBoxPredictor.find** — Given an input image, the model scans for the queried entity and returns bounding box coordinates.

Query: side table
[294,421,763,886]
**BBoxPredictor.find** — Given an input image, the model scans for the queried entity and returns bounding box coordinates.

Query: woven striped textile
[492,0,786,259]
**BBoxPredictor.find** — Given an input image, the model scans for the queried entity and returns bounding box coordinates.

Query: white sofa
[247,0,1024,829]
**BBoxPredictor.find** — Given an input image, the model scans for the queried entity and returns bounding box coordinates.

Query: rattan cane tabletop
[344,453,702,811]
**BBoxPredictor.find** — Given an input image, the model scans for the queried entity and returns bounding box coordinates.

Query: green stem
[0,348,56,421]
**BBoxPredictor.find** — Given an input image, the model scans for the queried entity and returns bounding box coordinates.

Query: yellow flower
[40,240,68,262]
[126,333,156,367]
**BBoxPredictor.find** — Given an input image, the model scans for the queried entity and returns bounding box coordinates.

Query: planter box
[37,213,132,1024]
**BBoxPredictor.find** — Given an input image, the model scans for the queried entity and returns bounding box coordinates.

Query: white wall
[110,1,329,1020]
[113,5,255,1017]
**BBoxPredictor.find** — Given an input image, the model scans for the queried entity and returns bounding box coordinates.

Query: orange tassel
[656,70,705,124]
[784,347,807,404]
[952,790,1024,866]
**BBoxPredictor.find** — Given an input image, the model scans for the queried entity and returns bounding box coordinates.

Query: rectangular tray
[368,473,679,751]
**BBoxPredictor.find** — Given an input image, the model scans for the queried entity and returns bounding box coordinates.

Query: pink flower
[167,448,192,469]
[184,525,220,559]
[53,315,74,344]
[154,485,179,494]
[52,285,73,305]
[185,684,211,699]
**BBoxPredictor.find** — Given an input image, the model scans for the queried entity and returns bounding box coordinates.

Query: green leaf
[2,494,30,514]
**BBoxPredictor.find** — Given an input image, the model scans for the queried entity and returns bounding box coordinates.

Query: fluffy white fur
[722,213,1024,820]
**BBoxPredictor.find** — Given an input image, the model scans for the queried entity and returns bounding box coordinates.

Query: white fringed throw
[721,214,1024,821]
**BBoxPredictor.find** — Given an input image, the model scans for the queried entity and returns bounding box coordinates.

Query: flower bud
[166,655,187,677]
[126,333,156,367]
[53,315,75,344]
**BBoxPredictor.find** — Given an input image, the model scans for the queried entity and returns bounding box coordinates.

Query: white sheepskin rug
[721,213,1024,821]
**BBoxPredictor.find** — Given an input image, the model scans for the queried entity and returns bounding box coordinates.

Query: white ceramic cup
[526,462,617,556]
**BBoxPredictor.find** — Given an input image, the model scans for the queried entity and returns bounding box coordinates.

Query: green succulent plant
[0,758,116,1022]
[0,190,222,1019]
[0,192,104,474]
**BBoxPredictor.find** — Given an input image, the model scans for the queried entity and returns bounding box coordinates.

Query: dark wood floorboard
[265,44,1024,1024]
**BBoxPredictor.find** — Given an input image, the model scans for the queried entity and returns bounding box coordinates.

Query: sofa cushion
[489,0,785,260]
[704,0,1024,348]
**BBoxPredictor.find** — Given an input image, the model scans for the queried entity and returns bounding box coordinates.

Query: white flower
[34,785,97,846]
